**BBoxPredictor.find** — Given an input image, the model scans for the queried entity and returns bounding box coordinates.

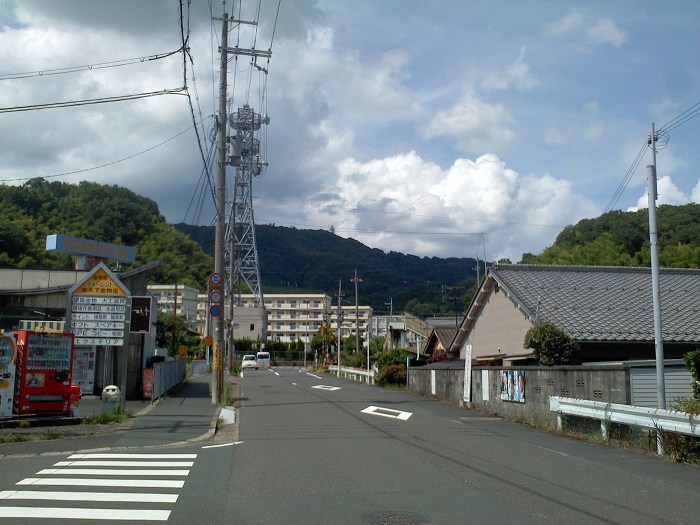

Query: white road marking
[0,507,170,521]
[533,444,570,457]
[202,441,244,449]
[0,490,178,503]
[37,468,190,476]
[17,478,185,488]
[361,405,413,421]
[312,385,341,391]
[54,461,194,467]
[273,370,280,376]
[307,372,322,379]
[67,453,197,459]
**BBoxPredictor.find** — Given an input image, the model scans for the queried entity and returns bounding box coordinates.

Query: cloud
[629,175,689,211]
[547,11,628,48]
[479,46,539,92]
[423,89,515,154]
[306,151,597,262]
[546,11,585,36]
[585,18,628,47]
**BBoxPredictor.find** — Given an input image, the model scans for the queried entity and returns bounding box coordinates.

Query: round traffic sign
[209,290,223,303]
[209,304,222,317]
[209,272,223,286]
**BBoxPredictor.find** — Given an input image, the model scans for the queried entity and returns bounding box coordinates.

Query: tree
[524,323,580,366]
[156,312,191,357]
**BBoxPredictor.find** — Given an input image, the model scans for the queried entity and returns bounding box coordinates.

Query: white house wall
[462,286,532,361]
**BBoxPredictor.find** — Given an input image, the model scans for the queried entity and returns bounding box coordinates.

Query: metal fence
[329,365,375,385]
[152,359,187,401]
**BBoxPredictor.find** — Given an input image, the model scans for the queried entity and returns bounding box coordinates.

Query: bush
[377,364,406,387]
[524,323,580,366]
[376,348,411,369]
[683,349,700,400]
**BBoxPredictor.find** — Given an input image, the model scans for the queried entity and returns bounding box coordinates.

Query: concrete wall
[409,365,630,426]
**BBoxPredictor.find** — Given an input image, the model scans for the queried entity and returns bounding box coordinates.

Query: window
[250,323,255,331]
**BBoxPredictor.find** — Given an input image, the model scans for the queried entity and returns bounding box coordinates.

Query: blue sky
[1,0,698,263]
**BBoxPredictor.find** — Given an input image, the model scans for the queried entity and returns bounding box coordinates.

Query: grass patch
[0,433,31,444]
[81,407,132,425]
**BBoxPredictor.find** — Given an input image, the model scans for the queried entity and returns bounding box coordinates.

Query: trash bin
[101,385,121,413]
[69,384,82,417]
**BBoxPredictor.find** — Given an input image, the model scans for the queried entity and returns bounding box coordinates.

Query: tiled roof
[490,264,700,343]
[434,327,458,347]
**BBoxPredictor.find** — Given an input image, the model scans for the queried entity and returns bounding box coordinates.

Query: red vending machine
[0,334,17,419]
[13,330,74,416]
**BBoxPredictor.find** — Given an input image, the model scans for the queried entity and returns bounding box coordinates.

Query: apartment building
[231,293,373,349]
[147,284,200,330]
[152,287,373,349]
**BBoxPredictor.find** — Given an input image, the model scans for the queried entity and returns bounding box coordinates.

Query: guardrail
[550,396,700,453]
[329,365,375,385]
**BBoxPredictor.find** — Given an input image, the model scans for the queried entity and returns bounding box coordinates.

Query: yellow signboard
[203,336,213,346]
[75,267,127,295]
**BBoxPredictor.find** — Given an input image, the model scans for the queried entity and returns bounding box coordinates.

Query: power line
[0,121,206,183]
[0,87,187,114]
[602,100,700,214]
[0,48,183,81]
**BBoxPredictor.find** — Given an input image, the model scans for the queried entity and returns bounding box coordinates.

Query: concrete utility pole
[351,269,363,355]
[212,12,228,404]
[336,280,344,376]
[648,123,666,412]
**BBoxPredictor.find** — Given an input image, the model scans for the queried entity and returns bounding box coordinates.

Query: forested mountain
[0,178,212,288]
[0,179,476,316]
[3,179,700,317]
[175,223,477,315]
[521,204,700,268]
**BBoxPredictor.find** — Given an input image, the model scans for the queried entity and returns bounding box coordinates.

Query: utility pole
[385,298,393,350]
[351,269,363,355]
[336,280,344,376]
[648,123,666,418]
[212,12,228,404]
[172,283,178,356]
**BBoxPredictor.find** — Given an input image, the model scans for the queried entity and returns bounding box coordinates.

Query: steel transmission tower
[225,104,268,308]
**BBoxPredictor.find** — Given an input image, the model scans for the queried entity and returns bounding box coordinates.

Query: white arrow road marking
[312,385,341,391]
[361,405,413,421]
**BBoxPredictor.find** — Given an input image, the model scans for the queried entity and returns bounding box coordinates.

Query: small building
[451,264,700,366]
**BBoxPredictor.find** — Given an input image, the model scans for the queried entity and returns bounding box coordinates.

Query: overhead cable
[0,121,206,183]
[0,48,183,81]
[0,87,187,114]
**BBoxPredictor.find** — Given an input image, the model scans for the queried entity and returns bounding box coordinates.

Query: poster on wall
[499,370,526,403]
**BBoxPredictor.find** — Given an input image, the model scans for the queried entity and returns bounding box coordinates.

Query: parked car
[241,354,258,370]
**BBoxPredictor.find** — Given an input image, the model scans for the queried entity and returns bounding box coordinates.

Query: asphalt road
[1,368,700,524]
[221,367,700,525]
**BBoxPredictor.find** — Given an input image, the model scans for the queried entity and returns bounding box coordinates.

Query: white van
[256,351,271,369]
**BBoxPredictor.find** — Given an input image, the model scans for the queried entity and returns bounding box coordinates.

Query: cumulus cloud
[629,175,689,211]
[423,90,515,154]
[547,11,628,47]
[305,151,597,262]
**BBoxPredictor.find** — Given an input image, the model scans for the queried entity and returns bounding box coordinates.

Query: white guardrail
[329,365,375,385]
[549,396,700,440]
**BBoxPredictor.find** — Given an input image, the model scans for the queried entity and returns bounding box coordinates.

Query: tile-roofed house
[451,264,700,365]
[425,327,459,362]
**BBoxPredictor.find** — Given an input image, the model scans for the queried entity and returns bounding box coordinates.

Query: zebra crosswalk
[0,452,197,521]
